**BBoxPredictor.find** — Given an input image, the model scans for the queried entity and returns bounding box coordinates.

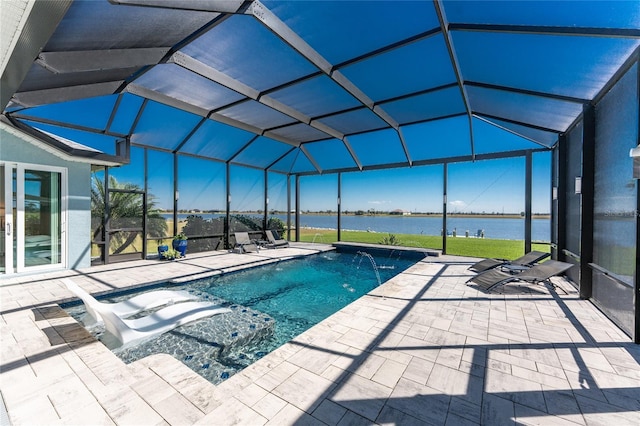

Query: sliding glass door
[1,162,66,274]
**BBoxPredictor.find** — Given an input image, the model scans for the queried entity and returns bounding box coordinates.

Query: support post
[287,175,291,241]
[104,167,110,265]
[525,150,532,253]
[295,175,300,242]
[225,162,231,249]
[142,148,148,259]
[634,61,640,343]
[579,103,596,299]
[173,153,178,236]
[635,163,640,343]
[337,172,342,241]
[442,163,448,255]
[264,170,268,232]
[556,133,567,261]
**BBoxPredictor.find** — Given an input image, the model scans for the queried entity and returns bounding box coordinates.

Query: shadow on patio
[253,262,640,425]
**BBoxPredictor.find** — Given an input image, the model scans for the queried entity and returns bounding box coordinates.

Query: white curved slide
[63,278,231,347]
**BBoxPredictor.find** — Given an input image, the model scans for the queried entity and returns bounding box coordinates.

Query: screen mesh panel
[230,165,264,216]
[532,151,552,243]
[147,150,174,219]
[178,156,226,212]
[402,116,472,161]
[134,64,245,111]
[109,146,145,188]
[19,95,117,131]
[4,0,639,173]
[592,64,637,335]
[339,34,456,102]
[268,75,361,118]
[445,0,640,29]
[45,1,218,51]
[454,31,640,100]
[232,137,294,169]
[216,100,298,131]
[181,15,317,92]
[270,149,316,175]
[267,171,288,213]
[303,139,357,171]
[179,120,255,161]
[109,94,144,136]
[382,86,466,125]
[348,129,408,167]
[564,122,582,256]
[264,0,440,65]
[131,101,203,151]
[475,115,558,148]
[265,124,331,144]
[467,85,584,132]
[18,119,121,155]
[473,118,542,154]
[315,108,388,136]
[15,63,132,96]
[447,157,526,256]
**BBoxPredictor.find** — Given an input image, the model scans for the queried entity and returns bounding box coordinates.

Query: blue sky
[298,153,551,214]
[100,150,551,214]
[95,140,552,214]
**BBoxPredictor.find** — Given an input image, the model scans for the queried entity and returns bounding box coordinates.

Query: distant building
[390,209,411,216]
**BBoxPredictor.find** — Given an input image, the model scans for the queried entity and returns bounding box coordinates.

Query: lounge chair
[62,278,198,325]
[468,250,550,273]
[265,230,289,248]
[63,278,231,347]
[234,232,259,253]
[467,259,573,292]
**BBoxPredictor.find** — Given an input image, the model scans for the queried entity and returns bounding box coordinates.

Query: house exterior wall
[1,125,92,271]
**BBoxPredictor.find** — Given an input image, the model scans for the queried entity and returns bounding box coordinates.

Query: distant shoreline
[300,213,551,220]
[164,211,550,220]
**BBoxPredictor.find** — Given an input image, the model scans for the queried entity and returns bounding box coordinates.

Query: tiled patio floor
[1,244,638,425]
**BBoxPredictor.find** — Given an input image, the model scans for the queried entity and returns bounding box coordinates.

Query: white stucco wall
[1,123,92,271]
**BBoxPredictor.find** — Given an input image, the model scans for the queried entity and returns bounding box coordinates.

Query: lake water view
[163,213,551,241]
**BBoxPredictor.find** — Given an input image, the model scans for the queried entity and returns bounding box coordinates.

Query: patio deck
[1,244,638,425]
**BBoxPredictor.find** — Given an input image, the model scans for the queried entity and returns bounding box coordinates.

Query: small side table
[501,264,530,274]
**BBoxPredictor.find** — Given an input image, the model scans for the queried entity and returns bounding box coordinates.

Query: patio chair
[62,278,198,325]
[63,278,231,347]
[265,230,289,248]
[468,250,550,273]
[467,259,573,292]
[234,232,259,253]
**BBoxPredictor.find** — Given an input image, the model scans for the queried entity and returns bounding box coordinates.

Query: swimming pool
[66,250,418,384]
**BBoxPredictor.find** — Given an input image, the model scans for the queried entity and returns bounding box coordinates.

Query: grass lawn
[297,228,550,260]
[94,226,549,262]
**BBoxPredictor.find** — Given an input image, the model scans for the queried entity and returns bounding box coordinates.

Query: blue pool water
[192,251,416,349]
[67,250,418,384]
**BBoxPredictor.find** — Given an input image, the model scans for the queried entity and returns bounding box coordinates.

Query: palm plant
[379,233,401,246]
[91,175,167,255]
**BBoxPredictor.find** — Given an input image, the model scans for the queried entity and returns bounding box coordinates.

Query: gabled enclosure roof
[2,0,639,174]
